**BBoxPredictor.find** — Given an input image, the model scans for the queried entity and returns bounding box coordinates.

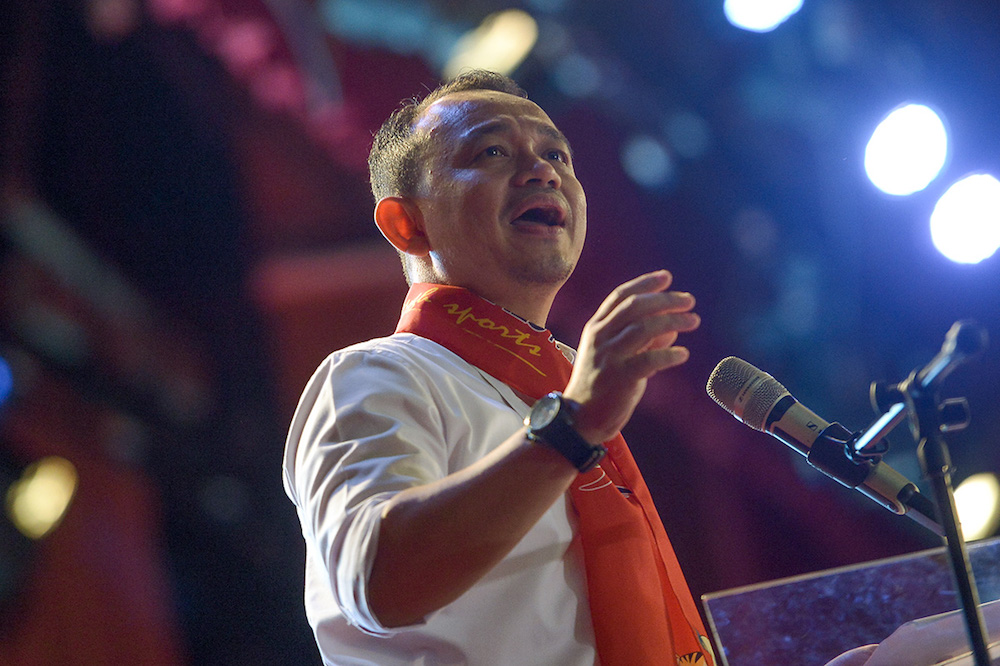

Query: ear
[374,197,430,256]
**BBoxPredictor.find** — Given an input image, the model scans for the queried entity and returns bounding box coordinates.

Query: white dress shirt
[283,333,598,665]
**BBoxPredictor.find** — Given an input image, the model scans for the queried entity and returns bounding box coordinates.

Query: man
[283,70,712,665]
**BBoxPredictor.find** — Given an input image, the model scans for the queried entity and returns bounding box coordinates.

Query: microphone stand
[907,375,990,665]
[858,321,991,666]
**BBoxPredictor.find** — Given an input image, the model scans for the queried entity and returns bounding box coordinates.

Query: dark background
[2,0,999,663]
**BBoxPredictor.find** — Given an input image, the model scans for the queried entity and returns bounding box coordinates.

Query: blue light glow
[930,174,1000,264]
[724,0,804,33]
[0,356,12,408]
[621,135,674,188]
[865,104,948,196]
[551,52,601,98]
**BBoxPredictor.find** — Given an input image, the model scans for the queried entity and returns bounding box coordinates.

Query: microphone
[707,356,942,536]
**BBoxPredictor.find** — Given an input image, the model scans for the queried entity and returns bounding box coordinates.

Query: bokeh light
[955,472,1000,540]
[621,135,674,188]
[724,0,804,33]
[551,52,601,98]
[930,173,1000,264]
[0,355,12,408]
[664,111,712,160]
[5,456,78,540]
[864,103,948,196]
[444,10,538,79]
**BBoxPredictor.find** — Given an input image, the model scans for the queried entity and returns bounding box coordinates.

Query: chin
[512,258,576,286]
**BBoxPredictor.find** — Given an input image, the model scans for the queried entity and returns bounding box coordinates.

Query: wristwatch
[524,392,607,472]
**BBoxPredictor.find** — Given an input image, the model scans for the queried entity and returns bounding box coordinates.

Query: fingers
[565,270,701,442]
[822,645,878,666]
[623,345,690,380]
[597,273,695,324]
[581,271,701,381]
[588,272,700,358]
[592,270,674,320]
[624,310,700,345]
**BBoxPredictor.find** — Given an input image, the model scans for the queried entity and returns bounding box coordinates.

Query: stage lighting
[664,111,711,160]
[864,103,948,196]
[443,10,538,79]
[954,472,1000,541]
[621,135,674,189]
[0,450,77,610]
[724,0,803,33]
[551,52,601,99]
[930,173,1000,264]
[5,455,78,540]
[0,357,12,408]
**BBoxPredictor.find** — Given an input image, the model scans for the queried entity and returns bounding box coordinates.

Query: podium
[702,536,1000,665]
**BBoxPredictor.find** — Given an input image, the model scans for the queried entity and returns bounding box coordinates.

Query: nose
[513,153,562,189]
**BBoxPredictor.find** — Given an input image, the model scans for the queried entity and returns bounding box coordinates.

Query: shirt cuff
[335,492,430,636]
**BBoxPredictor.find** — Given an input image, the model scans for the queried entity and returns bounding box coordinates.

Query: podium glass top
[702,536,1000,666]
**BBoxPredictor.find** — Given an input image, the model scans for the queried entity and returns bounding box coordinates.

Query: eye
[481,145,507,158]
[545,149,570,164]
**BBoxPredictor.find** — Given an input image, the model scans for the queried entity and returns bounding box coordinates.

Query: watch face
[529,395,561,430]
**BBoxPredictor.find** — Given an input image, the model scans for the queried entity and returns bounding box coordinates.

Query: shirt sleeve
[283,344,451,636]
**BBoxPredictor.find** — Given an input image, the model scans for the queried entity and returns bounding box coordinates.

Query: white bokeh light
[444,10,538,80]
[724,0,804,33]
[865,104,948,196]
[6,456,78,540]
[930,173,1000,264]
[955,473,1000,540]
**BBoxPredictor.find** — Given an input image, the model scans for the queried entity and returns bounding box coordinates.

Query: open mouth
[512,206,564,227]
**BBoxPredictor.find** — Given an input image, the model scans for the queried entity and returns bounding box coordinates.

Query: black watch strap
[525,392,607,472]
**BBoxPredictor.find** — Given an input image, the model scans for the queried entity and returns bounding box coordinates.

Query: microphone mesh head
[706,356,789,431]
[706,357,754,408]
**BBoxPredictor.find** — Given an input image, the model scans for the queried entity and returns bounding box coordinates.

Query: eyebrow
[539,124,573,152]
[461,118,573,154]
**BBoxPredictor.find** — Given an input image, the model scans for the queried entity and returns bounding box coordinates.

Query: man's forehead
[414,90,563,141]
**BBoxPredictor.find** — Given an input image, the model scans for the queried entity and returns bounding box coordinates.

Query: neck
[409,270,559,327]
[406,253,572,326]
[465,284,556,328]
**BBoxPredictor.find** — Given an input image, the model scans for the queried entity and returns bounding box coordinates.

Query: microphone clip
[807,423,877,490]
[807,423,917,516]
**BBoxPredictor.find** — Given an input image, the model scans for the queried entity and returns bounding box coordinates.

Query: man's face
[409,90,587,309]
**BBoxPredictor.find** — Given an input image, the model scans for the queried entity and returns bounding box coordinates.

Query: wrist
[524,392,607,472]
[557,392,609,445]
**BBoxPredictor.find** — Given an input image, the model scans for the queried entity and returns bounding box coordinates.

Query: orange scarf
[395,283,713,666]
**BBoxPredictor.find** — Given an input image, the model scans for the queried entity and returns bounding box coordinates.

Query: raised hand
[563,270,700,444]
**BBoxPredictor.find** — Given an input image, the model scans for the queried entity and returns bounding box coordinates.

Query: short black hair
[368,70,528,202]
